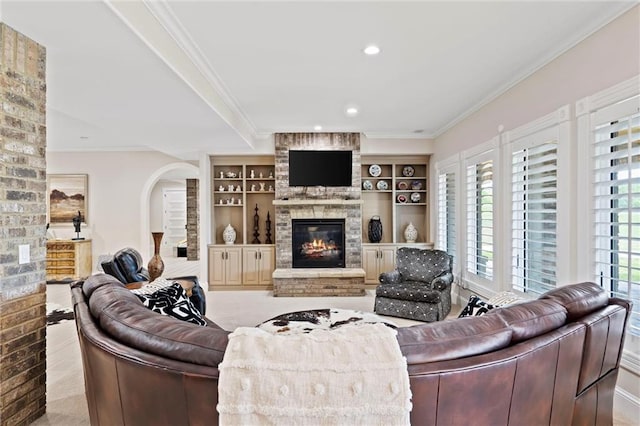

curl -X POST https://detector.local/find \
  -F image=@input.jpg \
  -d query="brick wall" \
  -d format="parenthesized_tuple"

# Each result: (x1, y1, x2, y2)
(186, 178, 199, 260)
(0, 23, 47, 425)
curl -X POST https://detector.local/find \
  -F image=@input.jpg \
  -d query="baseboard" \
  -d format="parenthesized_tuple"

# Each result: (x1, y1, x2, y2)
(615, 386, 640, 422)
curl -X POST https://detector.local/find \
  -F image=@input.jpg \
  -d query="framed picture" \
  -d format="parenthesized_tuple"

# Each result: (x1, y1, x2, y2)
(48, 174, 88, 224)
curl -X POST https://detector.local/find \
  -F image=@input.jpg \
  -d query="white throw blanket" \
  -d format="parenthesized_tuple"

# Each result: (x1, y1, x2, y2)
(217, 323, 412, 425)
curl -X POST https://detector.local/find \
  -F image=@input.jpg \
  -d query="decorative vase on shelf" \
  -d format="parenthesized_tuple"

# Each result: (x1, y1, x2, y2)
(148, 232, 165, 282)
(404, 222, 418, 243)
(368, 216, 383, 243)
(223, 224, 237, 245)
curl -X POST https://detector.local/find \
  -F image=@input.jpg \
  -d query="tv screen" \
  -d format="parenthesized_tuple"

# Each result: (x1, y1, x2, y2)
(288, 150, 352, 187)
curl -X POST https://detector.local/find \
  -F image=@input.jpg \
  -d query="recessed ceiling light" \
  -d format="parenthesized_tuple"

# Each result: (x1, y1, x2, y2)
(413, 129, 424, 134)
(79, 136, 89, 140)
(314, 125, 323, 131)
(363, 45, 380, 56)
(345, 106, 359, 117)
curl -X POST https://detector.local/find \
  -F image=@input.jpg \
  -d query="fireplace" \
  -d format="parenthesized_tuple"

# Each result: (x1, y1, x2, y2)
(292, 219, 345, 268)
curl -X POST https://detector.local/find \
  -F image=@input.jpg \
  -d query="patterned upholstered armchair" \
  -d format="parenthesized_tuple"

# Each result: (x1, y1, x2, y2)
(374, 247, 453, 322)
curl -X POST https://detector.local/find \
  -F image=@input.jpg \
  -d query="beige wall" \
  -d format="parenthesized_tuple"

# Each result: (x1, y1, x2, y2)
(46, 150, 185, 265)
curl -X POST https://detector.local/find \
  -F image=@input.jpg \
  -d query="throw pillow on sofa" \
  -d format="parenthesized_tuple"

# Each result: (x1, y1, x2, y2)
(458, 295, 496, 317)
(135, 283, 206, 326)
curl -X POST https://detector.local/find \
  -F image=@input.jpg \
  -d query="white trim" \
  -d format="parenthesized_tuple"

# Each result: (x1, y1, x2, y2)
(621, 348, 640, 376)
(503, 105, 571, 144)
(576, 75, 640, 117)
(615, 386, 640, 424)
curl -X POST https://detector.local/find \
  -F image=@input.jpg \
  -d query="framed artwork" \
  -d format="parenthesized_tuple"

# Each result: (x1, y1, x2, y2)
(48, 174, 88, 224)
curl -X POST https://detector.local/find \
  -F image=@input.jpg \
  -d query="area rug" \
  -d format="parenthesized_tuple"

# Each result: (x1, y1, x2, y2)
(46, 303, 74, 326)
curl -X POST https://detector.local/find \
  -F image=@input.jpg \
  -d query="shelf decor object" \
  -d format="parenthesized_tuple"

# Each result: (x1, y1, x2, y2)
(362, 180, 373, 190)
(148, 232, 165, 281)
(252, 204, 261, 244)
(368, 164, 382, 177)
(368, 216, 383, 243)
(223, 224, 237, 245)
(410, 192, 421, 203)
(402, 165, 415, 177)
(404, 222, 418, 243)
(376, 180, 389, 190)
(265, 211, 273, 244)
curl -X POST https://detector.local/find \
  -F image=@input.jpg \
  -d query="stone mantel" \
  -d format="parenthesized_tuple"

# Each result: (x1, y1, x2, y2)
(273, 199, 363, 206)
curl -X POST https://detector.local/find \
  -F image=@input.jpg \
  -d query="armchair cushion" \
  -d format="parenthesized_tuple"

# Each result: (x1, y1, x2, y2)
(376, 283, 442, 303)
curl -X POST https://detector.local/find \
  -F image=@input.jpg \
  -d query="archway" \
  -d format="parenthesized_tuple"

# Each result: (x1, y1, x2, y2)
(140, 162, 199, 260)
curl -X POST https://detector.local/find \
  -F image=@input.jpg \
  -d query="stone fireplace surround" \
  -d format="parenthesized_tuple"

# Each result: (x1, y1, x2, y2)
(272, 133, 366, 296)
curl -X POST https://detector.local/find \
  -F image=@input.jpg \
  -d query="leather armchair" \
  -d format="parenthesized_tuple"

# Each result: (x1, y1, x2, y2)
(101, 247, 207, 315)
(374, 247, 453, 322)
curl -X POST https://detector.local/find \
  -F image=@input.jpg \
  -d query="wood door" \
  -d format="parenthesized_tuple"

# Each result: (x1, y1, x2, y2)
(208, 247, 226, 285)
(258, 247, 274, 285)
(225, 247, 243, 286)
(362, 246, 381, 284)
(242, 247, 260, 285)
(379, 246, 397, 276)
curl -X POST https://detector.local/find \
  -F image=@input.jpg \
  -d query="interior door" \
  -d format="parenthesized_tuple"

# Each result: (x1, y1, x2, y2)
(162, 188, 187, 257)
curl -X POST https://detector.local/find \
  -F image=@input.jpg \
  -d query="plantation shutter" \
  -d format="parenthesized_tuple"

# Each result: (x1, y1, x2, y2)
(466, 160, 494, 280)
(511, 138, 558, 295)
(592, 96, 640, 335)
(438, 171, 456, 261)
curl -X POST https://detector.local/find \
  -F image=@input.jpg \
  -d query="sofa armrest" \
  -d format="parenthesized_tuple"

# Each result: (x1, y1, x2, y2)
(431, 272, 453, 291)
(379, 270, 402, 284)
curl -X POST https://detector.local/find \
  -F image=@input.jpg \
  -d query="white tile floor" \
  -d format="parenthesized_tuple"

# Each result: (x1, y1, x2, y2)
(35, 259, 635, 425)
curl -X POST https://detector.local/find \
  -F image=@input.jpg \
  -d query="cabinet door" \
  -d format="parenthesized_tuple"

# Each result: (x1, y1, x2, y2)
(363, 246, 382, 284)
(225, 247, 243, 286)
(258, 247, 275, 285)
(242, 247, 260, 285)
(208, 247, 227, 285)
(379, 246, 397, 276)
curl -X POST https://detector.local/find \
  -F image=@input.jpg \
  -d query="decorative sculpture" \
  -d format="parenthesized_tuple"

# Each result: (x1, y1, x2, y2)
(252, 204, 261, 244)
(72, 211, 85, 240)
(265, 211, 273, 244)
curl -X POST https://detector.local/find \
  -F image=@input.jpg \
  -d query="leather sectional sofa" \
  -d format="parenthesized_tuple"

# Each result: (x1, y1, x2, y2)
(72, 274, 631, 425)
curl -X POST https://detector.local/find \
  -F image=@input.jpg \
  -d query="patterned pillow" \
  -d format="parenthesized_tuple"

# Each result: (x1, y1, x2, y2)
(458, 295, 496, 318)
(136, 283, 206, 326)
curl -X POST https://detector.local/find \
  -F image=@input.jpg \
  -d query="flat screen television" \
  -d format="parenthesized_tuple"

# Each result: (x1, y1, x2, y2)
(288, 150, 352, 187)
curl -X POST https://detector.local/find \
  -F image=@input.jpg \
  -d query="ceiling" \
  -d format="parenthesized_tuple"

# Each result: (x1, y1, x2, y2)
(1, 1, 636, 160)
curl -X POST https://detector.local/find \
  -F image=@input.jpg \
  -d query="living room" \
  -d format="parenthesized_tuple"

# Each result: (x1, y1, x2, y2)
(1, 1, 639, 424)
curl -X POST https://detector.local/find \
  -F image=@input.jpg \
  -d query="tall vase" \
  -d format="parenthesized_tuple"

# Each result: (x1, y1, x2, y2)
(148, 232, 165, 282)
(368, 216, 383, 243)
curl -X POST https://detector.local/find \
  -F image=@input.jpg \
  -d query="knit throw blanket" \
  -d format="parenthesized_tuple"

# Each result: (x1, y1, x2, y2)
(217, 323, 412, 425)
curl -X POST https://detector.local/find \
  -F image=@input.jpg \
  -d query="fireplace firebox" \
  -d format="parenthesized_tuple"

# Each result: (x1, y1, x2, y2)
(292, 219, 345, 268)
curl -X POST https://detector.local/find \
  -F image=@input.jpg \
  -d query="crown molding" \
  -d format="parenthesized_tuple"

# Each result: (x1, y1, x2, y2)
(103, 0, 257, 148)
(362, 131, 436, 140)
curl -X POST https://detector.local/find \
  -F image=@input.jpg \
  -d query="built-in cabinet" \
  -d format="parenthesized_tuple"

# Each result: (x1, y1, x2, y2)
(362, 244, 397, 283)
(209, 156, 276, 288)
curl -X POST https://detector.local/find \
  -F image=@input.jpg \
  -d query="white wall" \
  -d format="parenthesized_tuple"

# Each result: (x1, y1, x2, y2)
(430, 6, 640, 420)
(46, 150, 188, 264)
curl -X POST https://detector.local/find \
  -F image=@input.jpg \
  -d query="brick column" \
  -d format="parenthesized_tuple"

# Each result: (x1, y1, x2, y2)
(0, 24, 47, 425)
(186, 178, 199, 260)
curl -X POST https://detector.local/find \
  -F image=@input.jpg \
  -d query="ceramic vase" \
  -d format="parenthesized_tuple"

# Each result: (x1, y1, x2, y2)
(368, 216, 383, 243)
(148, 232, 165, 282)
(404, 222, 418, 243)
(223, 224, 237, 245)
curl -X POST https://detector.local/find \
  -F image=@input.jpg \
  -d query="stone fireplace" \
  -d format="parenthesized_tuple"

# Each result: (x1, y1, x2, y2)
(272, 133, 365, 296)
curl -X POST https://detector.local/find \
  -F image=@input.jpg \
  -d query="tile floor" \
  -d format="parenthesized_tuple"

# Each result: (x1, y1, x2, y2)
(34, 258, 635, 425)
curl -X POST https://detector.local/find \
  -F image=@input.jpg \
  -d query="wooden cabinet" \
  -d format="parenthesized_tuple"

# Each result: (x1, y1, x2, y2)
(243, 246, 275, 286)
(362, 244, 397, 284)
(46, 239, 92, 281)
(208, 246, 242, 286)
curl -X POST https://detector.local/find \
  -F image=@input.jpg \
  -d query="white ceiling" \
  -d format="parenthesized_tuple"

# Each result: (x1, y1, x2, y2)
(1, 1, 636, 160)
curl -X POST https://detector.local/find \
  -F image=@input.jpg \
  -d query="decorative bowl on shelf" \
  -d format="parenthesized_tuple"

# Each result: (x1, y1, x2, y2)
(411, 180, 422, 190)
(397, 181, 408, 190)
(362, 180, 374, 190)
(368, 164, 382, 177)
(225, 172, 237, 178)
(402, 165, 415, 177)
(396, 194, 407, 204)
(376, 180, 389, 190)
(410, 192, 421, 203)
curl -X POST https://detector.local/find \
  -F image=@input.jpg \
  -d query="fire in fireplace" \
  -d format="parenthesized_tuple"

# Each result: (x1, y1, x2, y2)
(292, 219, 345, 268)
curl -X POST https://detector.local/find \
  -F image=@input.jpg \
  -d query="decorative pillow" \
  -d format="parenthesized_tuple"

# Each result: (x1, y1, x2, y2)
(135, 283, 206, 326)
(458, 295, 496, 318)
(488, 291, 526, 306)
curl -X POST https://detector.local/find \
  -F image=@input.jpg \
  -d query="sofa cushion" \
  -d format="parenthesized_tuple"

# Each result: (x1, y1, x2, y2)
(489, 299, 568, 343)
(396, 314, 512, 364)
(540, 282, 608, 320)
(376, 282, 442, 303)
(136, 283, 206, 326)
(458, 295, 496, 317)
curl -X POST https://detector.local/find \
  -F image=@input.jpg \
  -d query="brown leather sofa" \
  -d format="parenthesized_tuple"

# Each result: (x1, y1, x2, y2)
(72, 274, 631, 425)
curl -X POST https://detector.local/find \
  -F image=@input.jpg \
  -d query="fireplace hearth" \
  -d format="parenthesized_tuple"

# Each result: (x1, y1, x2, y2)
(292, 219, 345, 268)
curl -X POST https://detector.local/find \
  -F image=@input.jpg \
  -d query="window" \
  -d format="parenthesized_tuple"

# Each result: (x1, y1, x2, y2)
(466, 160, 494, 280)
(511, 140, 558, 296)
(592, 96, 640, 336)
(438, 171, 457, 261)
